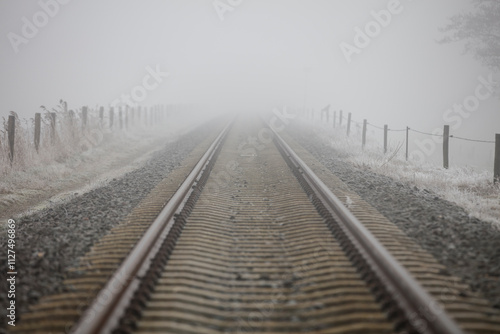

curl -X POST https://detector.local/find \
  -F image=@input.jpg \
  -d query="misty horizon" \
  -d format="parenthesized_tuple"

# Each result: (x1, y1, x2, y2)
(1, 0, 499, 170)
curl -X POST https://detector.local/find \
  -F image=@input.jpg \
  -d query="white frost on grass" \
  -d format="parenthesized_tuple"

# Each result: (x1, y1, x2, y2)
(299, 116, 500, 227)
(0, 113, 211, 224)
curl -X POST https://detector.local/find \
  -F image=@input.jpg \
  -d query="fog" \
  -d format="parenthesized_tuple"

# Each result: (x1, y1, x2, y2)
(1, 0, 499, 169)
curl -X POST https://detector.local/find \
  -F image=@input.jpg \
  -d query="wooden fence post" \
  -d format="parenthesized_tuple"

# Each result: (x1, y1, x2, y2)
(50, 112, 56, 144)
(321, 105, 329, 124)
(119, 107, 123, 129)
(8, 115, 15, 163)
(109, 108, 114, 128)
(339, 110, 343, 127)
(362, 119, 367, 149)
(494, 134, 500, 183)
(68, 110, 75, 136)
(443, 125, 450, 169)
(125, 106, 129, 130)
(347, 112, 352, 136)
(137, 106, 141, 125)
(99, 107, 104, 125)
(384, 124, 388, 154)
(82, 106, 88, 130)
(34, 113, 41, 152)
(406, 126, 409, 161)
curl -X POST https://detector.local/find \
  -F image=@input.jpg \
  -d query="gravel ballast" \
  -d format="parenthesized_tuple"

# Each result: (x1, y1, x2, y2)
(289, 123, 500, 310)
(0, 121, 217, 332)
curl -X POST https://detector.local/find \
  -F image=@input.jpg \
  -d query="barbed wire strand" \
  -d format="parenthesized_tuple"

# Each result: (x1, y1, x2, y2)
(450, 135, 495, 144)
(409, 128, 443, 137)
(314, 113, 496, 144)
(367, 122, 385, 130)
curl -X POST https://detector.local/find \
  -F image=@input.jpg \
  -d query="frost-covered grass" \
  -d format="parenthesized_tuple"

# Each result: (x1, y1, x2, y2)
(0, 104, 212, 218)
(300, 116, 500, 226)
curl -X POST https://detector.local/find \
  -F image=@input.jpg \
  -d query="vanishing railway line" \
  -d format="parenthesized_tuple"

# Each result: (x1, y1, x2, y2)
(13, 115, 500, 334)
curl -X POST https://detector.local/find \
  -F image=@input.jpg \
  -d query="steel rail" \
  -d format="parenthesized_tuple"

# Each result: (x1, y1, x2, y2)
(270, 124, 465, 334)
(70, 119, 233, 334)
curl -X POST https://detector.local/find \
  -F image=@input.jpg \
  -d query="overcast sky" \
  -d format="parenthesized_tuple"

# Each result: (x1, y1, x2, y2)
(0, 0, 498, 168)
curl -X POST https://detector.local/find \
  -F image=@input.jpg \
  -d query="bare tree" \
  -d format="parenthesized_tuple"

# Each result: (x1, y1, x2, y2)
(439, 0, 500, 70)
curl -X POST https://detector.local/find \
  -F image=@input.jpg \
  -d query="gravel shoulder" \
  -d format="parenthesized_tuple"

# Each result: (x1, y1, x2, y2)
(288, 122, 500, 310)
(0, 120, 200, 225)
(0, 120, 219, 331)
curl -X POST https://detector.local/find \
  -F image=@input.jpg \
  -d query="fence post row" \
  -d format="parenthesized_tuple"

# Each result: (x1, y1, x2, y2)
(315, 109, 499, 182)
(3, 104, 180, 163)
(443, 125, 450, 169)
(8, 115, 15, 163)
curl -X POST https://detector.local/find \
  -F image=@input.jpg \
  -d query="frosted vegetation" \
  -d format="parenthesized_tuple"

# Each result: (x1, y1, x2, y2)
(302, 116, 500, 227)
(0, 101, 209, 218)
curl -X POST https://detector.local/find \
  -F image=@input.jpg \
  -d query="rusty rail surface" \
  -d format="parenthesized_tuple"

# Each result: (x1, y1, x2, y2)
(70, 120, 233, 334)
(269, 122, 465, 334)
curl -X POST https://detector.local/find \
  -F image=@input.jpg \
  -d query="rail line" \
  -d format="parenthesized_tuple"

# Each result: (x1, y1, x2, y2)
(14, 115, 500, 334)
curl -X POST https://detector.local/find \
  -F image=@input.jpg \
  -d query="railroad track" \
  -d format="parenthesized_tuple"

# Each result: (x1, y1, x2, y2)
(13, 115, 500, 334)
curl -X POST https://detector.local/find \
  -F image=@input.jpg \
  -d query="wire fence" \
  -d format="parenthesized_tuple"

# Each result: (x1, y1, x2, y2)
(1, 102, 197, 172)
(309, 108, 500, 183)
